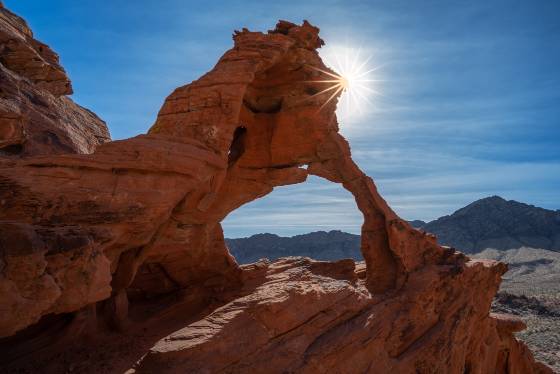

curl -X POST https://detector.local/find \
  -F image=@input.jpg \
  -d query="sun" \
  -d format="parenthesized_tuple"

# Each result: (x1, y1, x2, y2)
(309, 46, 382, 119)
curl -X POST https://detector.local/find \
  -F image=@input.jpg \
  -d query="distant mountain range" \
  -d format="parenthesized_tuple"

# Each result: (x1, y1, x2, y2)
(420, 196, 560, 253)
(226, 196, 560, 263)
(226, 231, 361, 264)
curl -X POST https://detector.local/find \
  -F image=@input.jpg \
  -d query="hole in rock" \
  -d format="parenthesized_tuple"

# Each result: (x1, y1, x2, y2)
(0, 143, 23, 155)
(243, 97, 283, 114)
(228, 126, 247, 166)
(222, 175, 364, 264)
(127, 262, 181, 302)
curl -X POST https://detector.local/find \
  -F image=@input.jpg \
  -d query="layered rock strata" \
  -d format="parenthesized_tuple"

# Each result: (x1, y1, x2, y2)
(0, 4, 109, 156)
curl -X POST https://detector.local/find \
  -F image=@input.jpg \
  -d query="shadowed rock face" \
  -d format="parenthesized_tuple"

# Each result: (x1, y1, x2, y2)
(0, 6, 110, 156)
(0, 6, 552, 373)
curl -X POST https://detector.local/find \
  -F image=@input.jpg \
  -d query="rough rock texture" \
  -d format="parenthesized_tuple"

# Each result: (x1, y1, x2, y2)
(135, 258, 550, 374)
(0, 6, 552, 373)
(0, 5, 110, 156)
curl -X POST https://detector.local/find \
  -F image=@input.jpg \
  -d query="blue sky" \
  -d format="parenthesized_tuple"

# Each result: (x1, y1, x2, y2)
(7, 0, 560, 237)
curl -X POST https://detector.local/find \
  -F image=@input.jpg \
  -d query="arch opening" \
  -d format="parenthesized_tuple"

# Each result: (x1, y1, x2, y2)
(228, 126, 247, 167)
(222, 175, 364, 264)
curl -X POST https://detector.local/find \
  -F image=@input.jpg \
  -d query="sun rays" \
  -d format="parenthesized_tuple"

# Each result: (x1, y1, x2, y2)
(308, 46, 383, 119)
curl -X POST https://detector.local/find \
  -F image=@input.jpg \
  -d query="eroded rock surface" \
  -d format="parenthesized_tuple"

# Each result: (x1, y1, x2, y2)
(136, 258, 550, 374)
(0, 5, 110, 156)
(0, 5, 552, 374)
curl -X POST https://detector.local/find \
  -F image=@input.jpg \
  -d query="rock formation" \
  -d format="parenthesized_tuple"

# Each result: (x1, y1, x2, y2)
(0, 5, 552, 373)
(0, 4, 109, 156)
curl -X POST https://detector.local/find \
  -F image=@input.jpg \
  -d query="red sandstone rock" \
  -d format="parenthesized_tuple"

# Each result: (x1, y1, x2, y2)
(0, 7, 552, 374)
(0, 6, 71, 95)
(134, 258, 550, 374)
(0, 6, 110, 157)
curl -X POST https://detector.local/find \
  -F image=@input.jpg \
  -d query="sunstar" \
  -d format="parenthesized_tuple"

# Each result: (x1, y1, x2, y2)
(308, 46, 383, 118)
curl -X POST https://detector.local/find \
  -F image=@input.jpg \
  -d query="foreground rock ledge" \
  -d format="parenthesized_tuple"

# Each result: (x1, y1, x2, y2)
(0, 5, 552, 373)
(133, 257, 548, 373)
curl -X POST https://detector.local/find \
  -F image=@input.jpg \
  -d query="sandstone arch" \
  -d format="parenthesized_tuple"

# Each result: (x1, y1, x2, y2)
(146, 20, 442, 295)
(0, 20, 451, 337)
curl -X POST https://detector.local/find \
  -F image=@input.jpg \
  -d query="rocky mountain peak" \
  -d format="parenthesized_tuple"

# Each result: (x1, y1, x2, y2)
(423, 196, 560, 252)
(453, 195, 507, 215)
